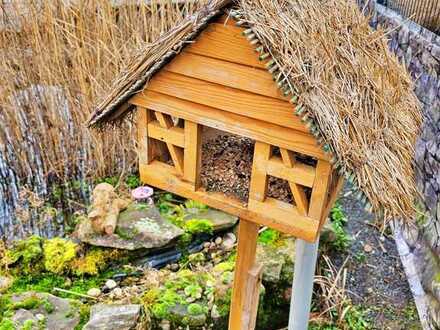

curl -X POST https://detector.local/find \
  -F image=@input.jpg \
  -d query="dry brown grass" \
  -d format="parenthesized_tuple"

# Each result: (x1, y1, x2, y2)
(0, 0, 204, 188)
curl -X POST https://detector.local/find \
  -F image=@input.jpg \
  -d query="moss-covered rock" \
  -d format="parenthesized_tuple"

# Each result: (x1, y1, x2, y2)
(43, 238, 77, 274)
(4, 236, 43, 275)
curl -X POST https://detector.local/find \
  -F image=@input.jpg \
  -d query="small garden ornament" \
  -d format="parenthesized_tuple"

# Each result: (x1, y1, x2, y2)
(131, 186, 154, 205)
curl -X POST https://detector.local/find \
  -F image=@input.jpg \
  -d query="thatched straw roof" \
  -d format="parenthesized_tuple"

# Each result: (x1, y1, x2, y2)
(88, 0, 422, 222)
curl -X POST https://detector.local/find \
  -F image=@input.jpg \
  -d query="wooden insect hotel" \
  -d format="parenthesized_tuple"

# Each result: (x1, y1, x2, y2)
(89, 0, 422, 328)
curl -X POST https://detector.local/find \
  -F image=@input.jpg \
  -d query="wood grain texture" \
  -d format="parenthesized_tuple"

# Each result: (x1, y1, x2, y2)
(308, 160, 332, 222)
(241, 264, 263, 330)
(147, 121, 185, 148)
(186, 23, 264, 68)
(249, 141, 272, 202)
(130, 92, 328, 160)
(183, 120, 202, 189)
(147, 71, 307, 133)
(229, 219, 260, 330)
(139, 161, 319, 241)
(154, 111, 184, 174)
(164, 52, 283, 99)
(280, 148, 309, 215)
(266, 156, 316, 188)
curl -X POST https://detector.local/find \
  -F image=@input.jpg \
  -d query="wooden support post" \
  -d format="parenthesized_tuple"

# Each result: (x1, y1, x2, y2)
(241, 264, 263, 330)
(288, 237, 320, 330)
(184, 120, 202, 190)
(229, 218, 260, 330)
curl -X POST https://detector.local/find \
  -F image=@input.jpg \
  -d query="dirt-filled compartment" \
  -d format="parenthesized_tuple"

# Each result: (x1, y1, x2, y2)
(200, 127, 315, 205)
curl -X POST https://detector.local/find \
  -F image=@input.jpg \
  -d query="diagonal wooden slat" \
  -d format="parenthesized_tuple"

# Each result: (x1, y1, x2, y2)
(280, 148, 309, 215)
(154, 111, 184, 174)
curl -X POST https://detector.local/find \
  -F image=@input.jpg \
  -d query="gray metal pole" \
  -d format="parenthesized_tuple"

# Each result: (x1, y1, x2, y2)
(288, 237, 320, 330)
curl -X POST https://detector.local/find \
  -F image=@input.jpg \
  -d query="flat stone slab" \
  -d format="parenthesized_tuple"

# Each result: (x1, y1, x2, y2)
(183, 208, 238, 232)
(76, 203, 183, 250)
(83, 304, 141, 330)
(10, 292, 81, 330)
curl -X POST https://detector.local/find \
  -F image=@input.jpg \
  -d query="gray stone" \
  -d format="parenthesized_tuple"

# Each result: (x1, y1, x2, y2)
(11, 309, 38, 329)
(105, 279, 117, 290)
(83, 304, 141, 330)
(183, 207, 238, 232)
(221, 232, 236, 251)
(0, 275, 13, 293)
(87, 288, 101, 297)
(256, 236, 296, 283)
(76, 203, 184, 250)
(10, 292, 81, 330)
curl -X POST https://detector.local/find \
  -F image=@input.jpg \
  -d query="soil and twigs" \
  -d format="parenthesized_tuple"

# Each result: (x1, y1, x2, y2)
(329, 186, 421, 330)
(200, 133, 296, 204)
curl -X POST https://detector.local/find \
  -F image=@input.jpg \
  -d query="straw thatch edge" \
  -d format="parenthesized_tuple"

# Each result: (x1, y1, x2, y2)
(88, 0, 230, 127)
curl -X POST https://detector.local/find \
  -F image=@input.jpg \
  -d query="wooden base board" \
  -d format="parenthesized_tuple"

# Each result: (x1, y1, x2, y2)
(140, 161, 319, 242)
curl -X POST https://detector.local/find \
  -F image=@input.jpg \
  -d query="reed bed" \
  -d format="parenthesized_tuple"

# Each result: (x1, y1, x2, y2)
(0, 0, 205, 190)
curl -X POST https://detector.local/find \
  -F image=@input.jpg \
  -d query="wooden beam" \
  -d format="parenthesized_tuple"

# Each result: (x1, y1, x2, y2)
(241, 264, 263, 330)
(183, 120, 202, 190)
(164, 52, 284, 99)
(279, 148, 309, 216)
(130, 92, 328, 160)
(146, 71, 306, 133)
(147, 121, 185, 148)
(265, 157, 315, 188)
(249, 141, 272, 202)
(187, 23, 265, 69)
(308, 160, 332, 226)
(139, 161, 319, 241)
(229, 219, 260, 330)
(154, 111, 184, 174)
(248, 197, 319, 240)
(320, 175, 344, 228)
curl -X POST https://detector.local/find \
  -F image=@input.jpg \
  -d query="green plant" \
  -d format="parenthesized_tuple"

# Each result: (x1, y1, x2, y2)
(329, 203, 351, 252)
(258, 228, 280, 245)
(125, 175, 141, 189)
(5, 236, 43, 274)
(184, 219, 213, 235)
(187, 303, 204, 316)
(0, 319, 15, 330)
(184, 200, 208, 210)
(21, 320, 34, 330)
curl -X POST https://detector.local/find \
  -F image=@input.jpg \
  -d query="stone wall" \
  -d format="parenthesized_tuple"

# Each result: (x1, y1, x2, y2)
(359, 1, 440, 328)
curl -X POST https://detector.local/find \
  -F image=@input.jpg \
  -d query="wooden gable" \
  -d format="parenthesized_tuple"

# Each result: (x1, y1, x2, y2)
(129, 17, 341, 242)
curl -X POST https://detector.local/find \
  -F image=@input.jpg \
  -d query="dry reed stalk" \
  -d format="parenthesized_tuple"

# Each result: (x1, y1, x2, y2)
(0, 0, 204, 188)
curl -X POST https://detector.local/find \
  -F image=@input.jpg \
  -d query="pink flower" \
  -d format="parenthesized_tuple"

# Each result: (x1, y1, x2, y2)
(132, 186, 154, 201)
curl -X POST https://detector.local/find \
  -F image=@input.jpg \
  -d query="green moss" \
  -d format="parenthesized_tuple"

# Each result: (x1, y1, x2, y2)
(258, 229, 280, 245)
(42, 298, 54, 314)
(0, 319, 15, 330)
(5, 236, 43, 274)
(151, 289, 185, 319)
(435, 272, 440, 283)
(21, 320, 34, 330)
(71, 248, 108, 276)
(187, 303, 204, 316)
(184, 284, 202, 299)
(184, 200, 208, 210)
(328, 202, 351, 252)
(73, 303, 90, 330)
(184, 219, 213, 235)
(141, 288, 160, 307)
(43, 238, 77, 274)
(213, 261, 235, 274)
(12, 295, 41, 311)
(115, 226, 139, 240)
